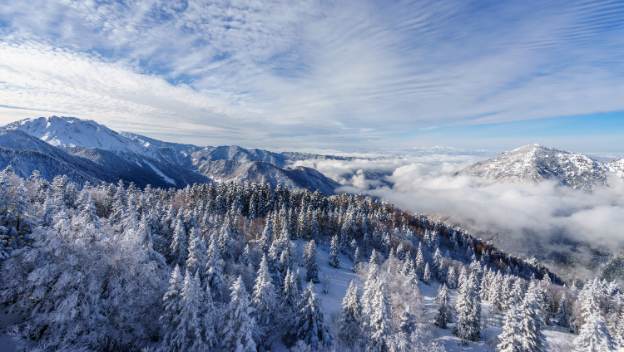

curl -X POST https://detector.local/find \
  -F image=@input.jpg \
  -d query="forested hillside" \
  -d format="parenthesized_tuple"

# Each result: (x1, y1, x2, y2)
(0, 169, 622, 351)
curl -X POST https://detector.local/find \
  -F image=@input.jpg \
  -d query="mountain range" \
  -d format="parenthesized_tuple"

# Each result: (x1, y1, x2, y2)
(1, 116, 340, 193)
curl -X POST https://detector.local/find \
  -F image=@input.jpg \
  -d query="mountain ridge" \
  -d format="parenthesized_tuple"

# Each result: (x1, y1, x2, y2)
(1, 116, 340, 192)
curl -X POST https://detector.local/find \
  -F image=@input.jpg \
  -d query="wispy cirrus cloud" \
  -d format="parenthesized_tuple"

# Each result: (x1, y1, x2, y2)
(0, 0, 623, 151)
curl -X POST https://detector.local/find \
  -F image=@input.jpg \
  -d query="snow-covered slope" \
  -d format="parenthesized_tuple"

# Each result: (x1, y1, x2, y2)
(7, 116, 199, 164)
(2, 116, 340, 192)
(0, 129, 106, 183)
(7, 116, 142, 153)
(0, 129, 208, 187)
(192, 145, 288, 167)
(607, 158, 624, 178)
(194, 159, 339, 194)
(461, 144, 608, 190)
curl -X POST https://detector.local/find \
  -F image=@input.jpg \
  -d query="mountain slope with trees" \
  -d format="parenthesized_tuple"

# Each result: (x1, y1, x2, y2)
(0, 168, 620, 351)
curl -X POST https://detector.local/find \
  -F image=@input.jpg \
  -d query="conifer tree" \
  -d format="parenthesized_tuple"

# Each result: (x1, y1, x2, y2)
(172, 270, 212, 351)
(223, 276, 257, 352)
(423, 262, 431, 284)
(573, 293, 616, 352)
(396, 305, 417, 351)
(205, 235, 226, 301)
(361, 260, 379, 321)
(282, 268, 300, 331)
(368, 277, 391, 351)
(519, 282, 547, 352)
(259, 215, 273, 253)
(556, 291, 571, 328)
(185, 227, 207, 275)
(292, 283, 331, 349)
(455, 271, 481, 341)
(446, 265, 457, 289)
(433, 247, 444, 278)
(338, 280, 362, 348)
(497, 305, 523, 352)
(415, 243, 425, 278)
(435, 284, 451, 329)
(304, 240, 319, 283)
(160, 265, 183, 351)
(201, 278, 218, 349)
(170, 216, 187, 265)
(329, 234, 340, 268)
(252, 255, 277, 345)
(353, 246, 361, 273)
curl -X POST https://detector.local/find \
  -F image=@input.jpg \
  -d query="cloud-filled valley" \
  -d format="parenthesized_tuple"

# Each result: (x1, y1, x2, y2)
(297, 151, 624, 278)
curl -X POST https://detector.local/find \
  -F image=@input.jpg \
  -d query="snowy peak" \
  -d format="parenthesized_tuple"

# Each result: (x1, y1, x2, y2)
(607, 158, 624, 178)
(7, 116, 135, 152)
(462, 144, 608, 190)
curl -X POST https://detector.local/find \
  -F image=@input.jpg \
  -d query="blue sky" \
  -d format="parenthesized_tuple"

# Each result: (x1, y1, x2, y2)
(0, 0, 623, 153)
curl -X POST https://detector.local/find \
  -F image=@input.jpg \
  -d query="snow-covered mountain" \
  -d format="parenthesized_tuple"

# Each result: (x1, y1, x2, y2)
(0, 128, 209, 187)
(607, 158, 624, 178)
(2, 116, 339, 192)
(0, 129, 107, 183)
(461, 144, 609, 190)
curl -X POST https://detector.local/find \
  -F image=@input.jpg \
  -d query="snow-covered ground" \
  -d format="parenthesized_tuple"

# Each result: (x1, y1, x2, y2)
(292, 242, 577, 352)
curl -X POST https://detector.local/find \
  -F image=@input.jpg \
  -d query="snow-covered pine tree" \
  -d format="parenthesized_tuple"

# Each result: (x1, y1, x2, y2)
(393, 305, 418, 351)
(160, 265, 183, 351)
(435, 284, 451, 329)
(170, 215, 188, 266)
(252, 255, 277, 346)
(519, 281, 547, 352)
(615, 306, 624, 348)
(455, 271, 481, 341)
(259, 213, 274, 253)
(205, 234, 227, 301)
(282, 267, 300, 332)
(497, 304, 523, 352)
(415, 243, 425, 279)
(433, 247, 444, 280)
(171, 270, 212, 351)
(353, 245, 361, 273)
(329, 234, 340, 268)
(223, 276, 257, 352)
(304, 240, 320, 283)
(185, 227, 207, 275)
(507, 278, 525, 308)
(573, 293, 616, 352)
(423, 262, 431, 284)
(361, 259, 379, 322)
(291, 283, 331, 349)
(369, 248, 381, 266)
(368, 276, 392, 351)
(201, 277, 218, 349)
(556, 291, 571, 329)
(338, 280, 362, 348)
(218, 217, 237, 259)
(446, 265, 457, 289)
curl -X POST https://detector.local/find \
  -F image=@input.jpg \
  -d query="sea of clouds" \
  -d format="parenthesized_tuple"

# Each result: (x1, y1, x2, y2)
(296, 151, 624, 278)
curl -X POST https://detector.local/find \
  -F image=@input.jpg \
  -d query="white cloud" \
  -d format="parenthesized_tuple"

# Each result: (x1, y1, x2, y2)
(300, 152, 624, 277)
(0, 1, 623, 150)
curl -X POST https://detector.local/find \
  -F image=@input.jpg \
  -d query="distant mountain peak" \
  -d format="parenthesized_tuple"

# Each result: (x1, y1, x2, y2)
(607, 158, 624, 178)
(7, 115, 131, 151)
(462, 144, 608, 190)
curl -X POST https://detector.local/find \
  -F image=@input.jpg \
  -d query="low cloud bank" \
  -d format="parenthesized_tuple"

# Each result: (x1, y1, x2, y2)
(299, 153, 624, 276)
